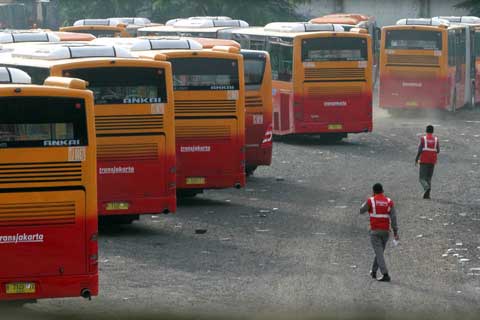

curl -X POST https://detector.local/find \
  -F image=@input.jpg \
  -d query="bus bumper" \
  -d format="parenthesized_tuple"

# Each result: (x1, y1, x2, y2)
(98, 195, 177, 216)
(0, 274, 98, 301)
(293, 120, 372, 135)
(177, 173, 246, 190)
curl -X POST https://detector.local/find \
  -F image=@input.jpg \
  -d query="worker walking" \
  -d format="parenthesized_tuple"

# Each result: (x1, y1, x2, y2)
(360, 183, 399, 282)
(415, 125, 440, 199)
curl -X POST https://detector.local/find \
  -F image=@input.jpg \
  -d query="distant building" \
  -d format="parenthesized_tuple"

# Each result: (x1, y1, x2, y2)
(297, 0, 469, 26)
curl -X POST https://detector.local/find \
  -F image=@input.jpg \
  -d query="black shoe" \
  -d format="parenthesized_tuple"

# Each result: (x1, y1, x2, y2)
(370, 270, 377, 279)
(378, 274, 391, 282)
(423, 189, 431, 199)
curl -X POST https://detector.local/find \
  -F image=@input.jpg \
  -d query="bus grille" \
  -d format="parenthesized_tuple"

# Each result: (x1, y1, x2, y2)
(389, 69, 438, 79)
(95, 115, 164, 135)
(387, 54, 439, 66)
(0, 201, 76, 226)
(175, 100, 237, 115)
(305, 68, 366, 81)
(97, 143, 159, 161)
(0, 162, 82, 186)
(246, 96, 263, 108)
(176, 125, 231, 140)
(307, 86, 363, 96)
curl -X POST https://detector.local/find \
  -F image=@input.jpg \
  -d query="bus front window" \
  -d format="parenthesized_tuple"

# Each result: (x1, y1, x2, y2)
(302, 37, 368, 62)
(269, 41, 293, 82)
(385, 30, 442, 50)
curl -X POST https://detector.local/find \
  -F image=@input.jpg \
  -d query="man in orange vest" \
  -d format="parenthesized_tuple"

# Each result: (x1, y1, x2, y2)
(360, 183, 399, 282)
(415, 125, 440, 199)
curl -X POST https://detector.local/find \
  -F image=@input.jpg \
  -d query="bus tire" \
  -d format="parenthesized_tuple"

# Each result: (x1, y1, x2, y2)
(246, 165, 258, 177)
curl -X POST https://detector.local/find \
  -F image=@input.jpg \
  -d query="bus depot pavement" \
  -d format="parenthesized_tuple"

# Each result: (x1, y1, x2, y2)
(23, 107, 480, 318)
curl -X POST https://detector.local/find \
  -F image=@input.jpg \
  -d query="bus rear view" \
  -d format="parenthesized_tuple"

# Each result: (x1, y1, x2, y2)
(0, 68, 98, 301)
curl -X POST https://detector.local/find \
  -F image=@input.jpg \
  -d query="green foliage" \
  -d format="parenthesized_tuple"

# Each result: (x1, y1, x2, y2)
(455, 0, 480, 16)
(58, 0, 310, 26)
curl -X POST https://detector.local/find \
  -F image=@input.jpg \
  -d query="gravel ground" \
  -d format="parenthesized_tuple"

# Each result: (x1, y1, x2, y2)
(6, 106, 480, 319)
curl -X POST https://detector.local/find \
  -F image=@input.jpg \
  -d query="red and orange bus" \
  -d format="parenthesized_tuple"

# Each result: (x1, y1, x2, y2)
(0, 67, 98, 301)
(195, 37, 272, 175)
(109, 38, 246, 195)
(379, 18, 474, 112)
(1, 43, 176, 222)
(220, 22, 373, 139)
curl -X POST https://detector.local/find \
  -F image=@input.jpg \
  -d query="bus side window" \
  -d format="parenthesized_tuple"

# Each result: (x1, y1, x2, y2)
(268, 40, 293, 82)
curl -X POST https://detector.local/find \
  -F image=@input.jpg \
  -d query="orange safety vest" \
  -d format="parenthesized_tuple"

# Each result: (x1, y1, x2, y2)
(367, 194, 393, 231)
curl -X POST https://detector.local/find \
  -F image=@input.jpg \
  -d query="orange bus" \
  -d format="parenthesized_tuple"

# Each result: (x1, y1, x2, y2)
(60, 19, 130, 38)
(137, 18, 249, 38)
(0, 67, 98, 301)
(220, 22, 373, 139)
(114, 38, 246, 195)
(379, 18, 474, 112)
(1, 43, 176, 223)
(194, 37, 272, 176)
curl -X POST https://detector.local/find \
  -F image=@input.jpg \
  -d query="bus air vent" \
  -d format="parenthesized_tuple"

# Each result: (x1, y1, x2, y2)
(0, 201, 76, 226)
(174, 100, 237, 115)
(245, 96, 263, 108)
(97, 143, 159, 161)
(304, 68, 366, 81)
(176, 125, 231, 140)
(0, 162, 82, 187)
(387, 55, 439, 66)
(95, 115, 164, 135)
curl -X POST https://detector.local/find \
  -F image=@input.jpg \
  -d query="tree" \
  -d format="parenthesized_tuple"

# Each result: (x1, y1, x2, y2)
(455, 0, 480, 16)
(57, 0, 310, 26)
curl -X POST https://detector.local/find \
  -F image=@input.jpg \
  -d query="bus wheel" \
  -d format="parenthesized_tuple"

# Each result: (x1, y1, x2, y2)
(246, 165, 258, 177)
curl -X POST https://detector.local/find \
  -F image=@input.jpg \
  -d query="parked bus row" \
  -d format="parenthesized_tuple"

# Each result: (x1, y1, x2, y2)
(0, 15, 375, 304)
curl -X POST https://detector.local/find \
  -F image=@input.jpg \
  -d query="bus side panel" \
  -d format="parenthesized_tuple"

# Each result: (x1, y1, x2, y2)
(476, 59, 480, 105)
(272, 81, 294, 135)
(175, 119, 245, 190)
(0, 191, 98, 300)
(245, 81, 273, 167)
(97, 135, 176, 215)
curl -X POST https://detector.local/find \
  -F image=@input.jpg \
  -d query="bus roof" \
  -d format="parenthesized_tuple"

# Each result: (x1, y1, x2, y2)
(73, 18, 124, 27)
(109, 17, 152, 26)
(396, 18, 450, 27)
(264, 22, 344, 33)
(187, 37, 241, 49)
(219, 25, 370, 39)
(0, 31, 60, 43)
(169, 18, 248, 28)
(53, 31, 96, 41)
(310, 13, 374, 25)
(92, 37, 203, 51)
(11, 43, 133, 60)
(432, 16, 480, 25)
(166, 16, 232, 26)
(0, 66, 31, 83)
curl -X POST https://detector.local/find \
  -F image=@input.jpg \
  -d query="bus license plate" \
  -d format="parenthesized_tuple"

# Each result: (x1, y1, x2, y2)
(106, 202, 130, 211)
(6, 282, 36, 294)
(186, 177, 205, 185)
(406, 101, 418, 107)
(328, 124, 343, 130)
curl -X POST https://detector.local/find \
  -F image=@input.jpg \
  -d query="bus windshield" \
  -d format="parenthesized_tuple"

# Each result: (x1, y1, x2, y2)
(170, 58, 239, 91)
(302, 37, 368, 61)
(0, 97, 88, 148)
(63, 67, 168, 105)
(244, 58, 266, 86)
(385, 30, 442, 50)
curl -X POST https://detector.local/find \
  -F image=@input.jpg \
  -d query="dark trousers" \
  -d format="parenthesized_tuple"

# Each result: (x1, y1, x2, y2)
(370, 230, 389, 275)
(419, 163, 435, 192)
